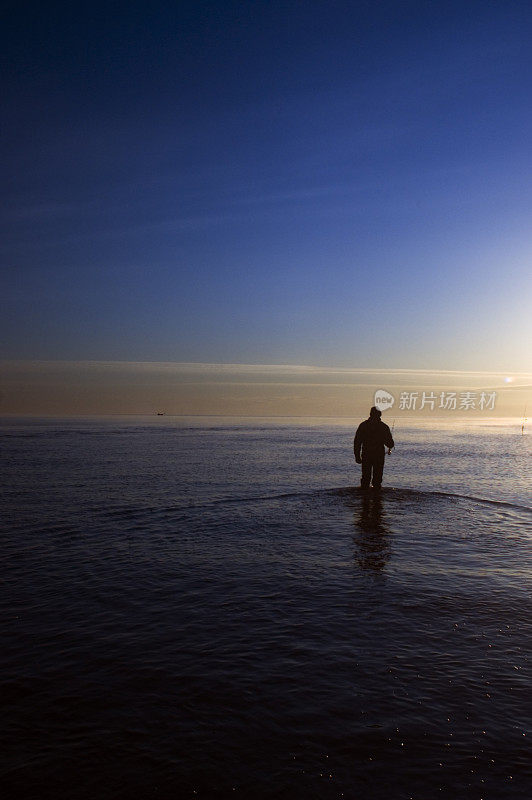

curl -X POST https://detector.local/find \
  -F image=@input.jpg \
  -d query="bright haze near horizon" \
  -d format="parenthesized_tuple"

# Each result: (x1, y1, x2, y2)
(1, 1, 532, 415)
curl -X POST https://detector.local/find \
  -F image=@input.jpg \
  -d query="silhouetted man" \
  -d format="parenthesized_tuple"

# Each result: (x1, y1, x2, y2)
(354, 407, 394, 489)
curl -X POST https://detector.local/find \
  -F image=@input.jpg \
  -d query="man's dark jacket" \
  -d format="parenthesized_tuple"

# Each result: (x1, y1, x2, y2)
(354, 418, 394, 461)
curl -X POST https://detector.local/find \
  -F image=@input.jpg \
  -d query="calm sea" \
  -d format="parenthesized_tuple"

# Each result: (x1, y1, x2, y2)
(1, 416, 531, 799)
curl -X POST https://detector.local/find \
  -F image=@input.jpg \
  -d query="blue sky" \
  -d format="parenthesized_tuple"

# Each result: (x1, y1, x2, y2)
(2, 1, 531, 371)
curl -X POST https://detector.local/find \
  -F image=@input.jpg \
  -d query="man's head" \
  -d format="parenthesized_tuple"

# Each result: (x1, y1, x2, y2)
(369, 406, 382, 420)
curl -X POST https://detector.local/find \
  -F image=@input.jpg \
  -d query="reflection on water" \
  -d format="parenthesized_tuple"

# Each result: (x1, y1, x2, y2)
(2, 421, 531, 799)
(353, 491, 391, 573)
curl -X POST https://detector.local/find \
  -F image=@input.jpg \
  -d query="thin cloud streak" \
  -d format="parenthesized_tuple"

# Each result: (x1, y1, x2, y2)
(1, 361, 530, 417)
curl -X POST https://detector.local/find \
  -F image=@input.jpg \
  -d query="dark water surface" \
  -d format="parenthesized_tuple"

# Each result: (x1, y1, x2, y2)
(1, 417, 531, 799)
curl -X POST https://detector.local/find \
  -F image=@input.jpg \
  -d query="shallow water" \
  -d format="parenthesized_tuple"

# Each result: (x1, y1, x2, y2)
(1, 417, 531, 799)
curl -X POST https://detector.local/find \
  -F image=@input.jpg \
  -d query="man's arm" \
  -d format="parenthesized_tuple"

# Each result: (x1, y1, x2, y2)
(353, 424, 363, 463)
(384, 424, 394, 450)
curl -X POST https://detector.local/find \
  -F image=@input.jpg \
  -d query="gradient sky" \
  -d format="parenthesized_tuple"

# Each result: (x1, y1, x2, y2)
(2, 1, 532, 372)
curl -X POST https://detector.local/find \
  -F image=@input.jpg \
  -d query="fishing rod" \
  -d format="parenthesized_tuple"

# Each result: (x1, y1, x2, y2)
(522, 405, 527, 435)
(387, 418, 396, 455)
